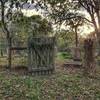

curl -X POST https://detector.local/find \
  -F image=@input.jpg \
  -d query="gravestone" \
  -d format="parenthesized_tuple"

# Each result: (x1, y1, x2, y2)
(71, 47, 81, 61)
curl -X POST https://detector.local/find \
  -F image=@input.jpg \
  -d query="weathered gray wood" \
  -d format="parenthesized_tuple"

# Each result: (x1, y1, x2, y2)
(63, 61, 82, 67)
(11, 47, 27, 50)
(71, 47, 81, 61)
(28, 36, 55, 75)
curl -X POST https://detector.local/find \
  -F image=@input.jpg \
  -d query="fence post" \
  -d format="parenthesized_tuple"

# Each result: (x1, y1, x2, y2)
(7, 37, 12, 70)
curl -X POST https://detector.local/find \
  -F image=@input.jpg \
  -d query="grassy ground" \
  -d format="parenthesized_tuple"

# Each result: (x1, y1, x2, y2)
(0, 69, 100, 100)
(0, 55, 27, 66)
(56, 52, 72, 60)
(0, 53, 100, 100)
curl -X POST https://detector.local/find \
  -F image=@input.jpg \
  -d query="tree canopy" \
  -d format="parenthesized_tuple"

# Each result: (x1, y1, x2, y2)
(75, 0, 100, 53)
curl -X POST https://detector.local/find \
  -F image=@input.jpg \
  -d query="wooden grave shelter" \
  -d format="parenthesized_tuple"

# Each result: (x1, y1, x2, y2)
(28, 36, 55, 75)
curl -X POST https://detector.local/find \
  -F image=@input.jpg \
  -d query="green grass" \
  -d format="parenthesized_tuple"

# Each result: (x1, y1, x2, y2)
(0, 54, 100, 100)
(0, 56, 27, 66)
(56, 52, 72, 60)
(0, 70, 100, 100)
(0, 52, 71, 66)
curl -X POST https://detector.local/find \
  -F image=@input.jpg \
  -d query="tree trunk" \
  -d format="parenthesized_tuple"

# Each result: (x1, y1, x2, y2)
(98, 38, 100, 56)
(83, 39, 95, 75)
(1, 1, 11, 69)
(91, 14, 100, 56)
(75, 27, 78, 47)
(73, 27, 81, 61)
(96, 32, 100, 56)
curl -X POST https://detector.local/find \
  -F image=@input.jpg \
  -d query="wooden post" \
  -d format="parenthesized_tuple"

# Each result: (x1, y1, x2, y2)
(83, 38, 95, 75)
(7, 37, 12, 70)
(73, 47, 81, 61)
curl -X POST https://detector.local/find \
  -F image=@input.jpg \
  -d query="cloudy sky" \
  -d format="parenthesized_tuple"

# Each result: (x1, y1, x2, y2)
(21, 2, 47, 17)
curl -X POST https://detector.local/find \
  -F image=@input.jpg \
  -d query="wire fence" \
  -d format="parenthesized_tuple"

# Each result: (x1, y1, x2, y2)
(0, 39, 28, 67)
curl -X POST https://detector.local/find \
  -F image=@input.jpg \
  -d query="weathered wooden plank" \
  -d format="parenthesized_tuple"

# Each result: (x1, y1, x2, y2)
(28, 36, 55, 75)
(11, 47, 27, 50)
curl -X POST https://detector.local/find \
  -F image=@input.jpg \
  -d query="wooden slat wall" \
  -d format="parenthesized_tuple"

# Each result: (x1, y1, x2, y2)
(28, 37, 55, 75)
